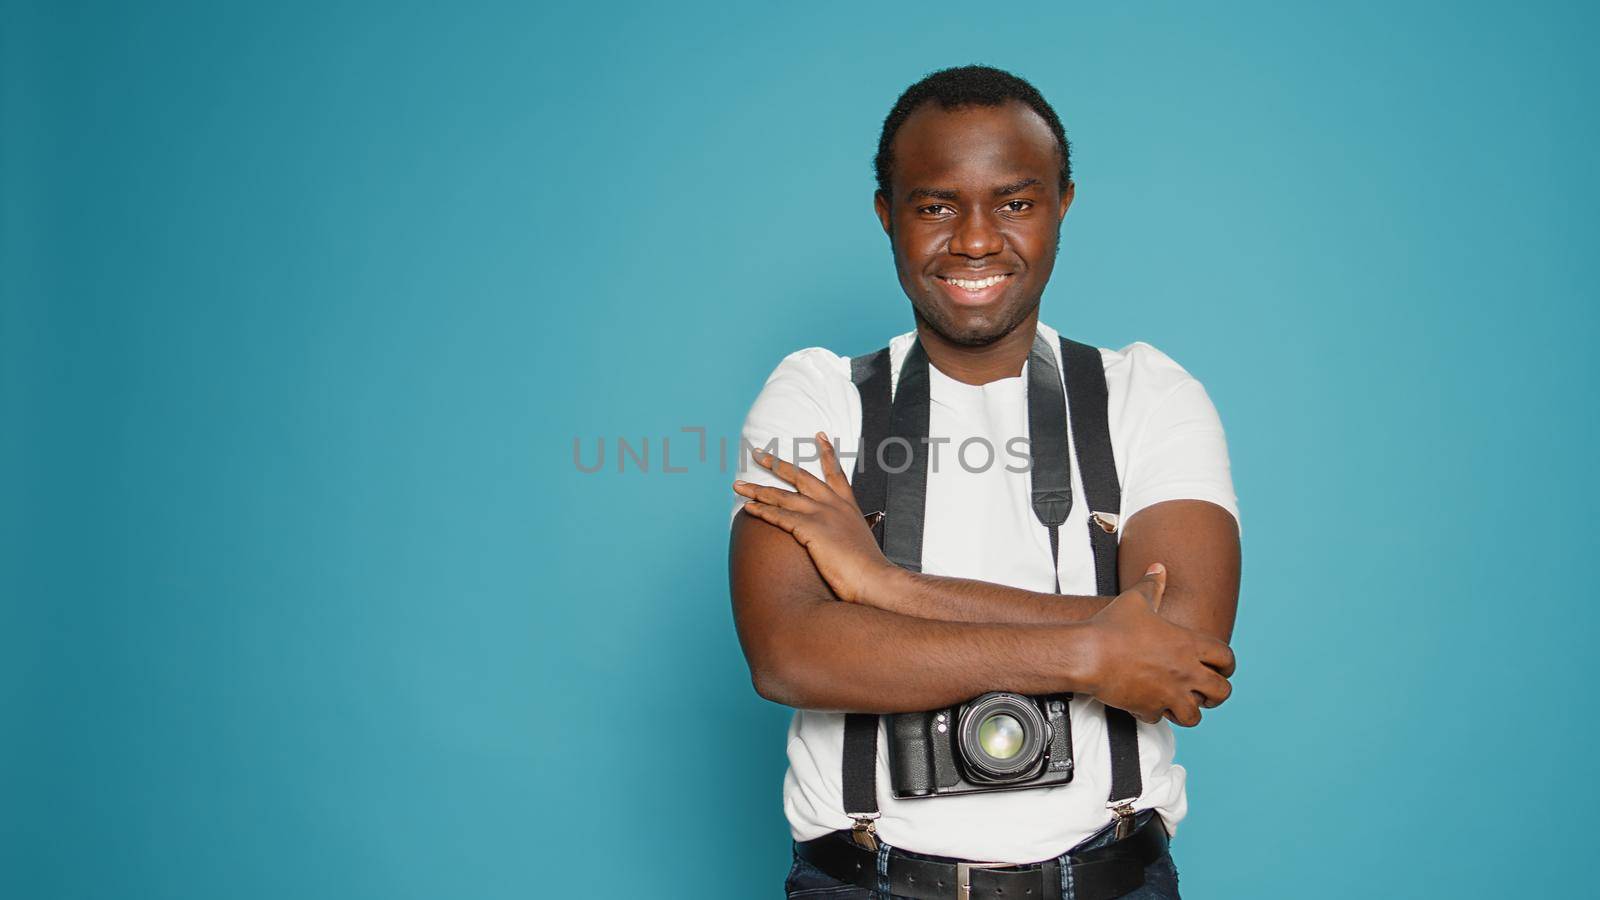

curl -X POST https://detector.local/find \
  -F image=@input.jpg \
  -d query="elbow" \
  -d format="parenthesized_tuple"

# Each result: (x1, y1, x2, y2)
(738, 623, 797, 705)
(749, 655, 807, 708)
(746, 639, 831, 708)
(750, 667, 791, 706)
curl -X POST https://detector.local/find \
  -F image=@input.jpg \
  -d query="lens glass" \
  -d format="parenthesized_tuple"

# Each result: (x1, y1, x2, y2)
(977, 713, 1025, 760)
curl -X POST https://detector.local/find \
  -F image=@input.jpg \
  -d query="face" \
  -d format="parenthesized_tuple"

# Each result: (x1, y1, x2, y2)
(874, 101, 1074, 347)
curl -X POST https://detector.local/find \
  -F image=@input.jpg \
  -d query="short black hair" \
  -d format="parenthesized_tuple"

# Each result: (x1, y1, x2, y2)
(874, 64, 1071, 199)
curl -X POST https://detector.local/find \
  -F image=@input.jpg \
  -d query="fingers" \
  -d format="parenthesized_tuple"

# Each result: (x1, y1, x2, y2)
(1164, 696, 1202, 728)
(736, 499, 803, 535)
(751, 447, 833, 501)
(1146, 562, 1167, 611)
(814, 432, 858, 505)
(1136, 704, 1197, 727)
(1129, 562, 1167, 610)
(1199, 638, 1237, 679)
(1192, 668, 1233, 709)
(732, 479, 820, 513)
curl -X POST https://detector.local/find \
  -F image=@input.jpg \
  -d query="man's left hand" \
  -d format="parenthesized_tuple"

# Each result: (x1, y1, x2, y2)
(733, 432, 896, 605)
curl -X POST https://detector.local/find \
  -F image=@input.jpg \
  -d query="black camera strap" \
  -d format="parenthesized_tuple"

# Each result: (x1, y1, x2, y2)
(841, 330, 1142, 842)
(1027, 333, 1073, 591)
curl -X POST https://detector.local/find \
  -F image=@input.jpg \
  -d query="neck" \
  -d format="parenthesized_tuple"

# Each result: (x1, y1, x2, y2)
(914, 310, 1040, 386)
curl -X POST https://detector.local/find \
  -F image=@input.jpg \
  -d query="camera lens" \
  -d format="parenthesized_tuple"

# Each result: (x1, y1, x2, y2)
(978, 713, 1025, 760)
(957, 692, 1051, 783)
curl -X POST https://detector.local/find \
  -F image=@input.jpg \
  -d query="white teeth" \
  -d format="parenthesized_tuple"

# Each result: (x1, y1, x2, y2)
(945, 274, 1007, 291)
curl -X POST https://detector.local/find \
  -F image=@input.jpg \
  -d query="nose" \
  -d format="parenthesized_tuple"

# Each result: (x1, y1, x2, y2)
(948, 208, 1002, 259)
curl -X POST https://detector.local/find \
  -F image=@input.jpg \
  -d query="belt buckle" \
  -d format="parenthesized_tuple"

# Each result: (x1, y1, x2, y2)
(954, 860, 1009, 900)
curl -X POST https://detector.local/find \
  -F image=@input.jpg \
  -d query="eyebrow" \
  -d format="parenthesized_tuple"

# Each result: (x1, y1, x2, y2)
(994, 177, 1042, 197)
(906, 177, 1042, 203)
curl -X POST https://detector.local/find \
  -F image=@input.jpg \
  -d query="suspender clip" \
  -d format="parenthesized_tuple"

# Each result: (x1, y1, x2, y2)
(1090, 511, 1120, 534)
(849, 815, 880, 851)
(1109, 801, 1136, 840)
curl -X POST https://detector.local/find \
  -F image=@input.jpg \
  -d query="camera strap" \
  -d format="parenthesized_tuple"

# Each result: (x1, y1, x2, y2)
(841, 330, 1141, 838)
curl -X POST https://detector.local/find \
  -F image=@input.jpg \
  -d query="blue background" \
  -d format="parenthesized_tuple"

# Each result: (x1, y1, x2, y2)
(4, 1, 1596, 897)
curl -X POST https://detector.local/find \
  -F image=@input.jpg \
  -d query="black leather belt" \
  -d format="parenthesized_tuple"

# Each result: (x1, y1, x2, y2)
(795, 812, 1169, 900)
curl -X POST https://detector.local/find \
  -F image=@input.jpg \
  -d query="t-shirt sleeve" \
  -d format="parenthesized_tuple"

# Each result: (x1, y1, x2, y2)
(729, 348, 853, 526)
(1116, 345, 1242, 536)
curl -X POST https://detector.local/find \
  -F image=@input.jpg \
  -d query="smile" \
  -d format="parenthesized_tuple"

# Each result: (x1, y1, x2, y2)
(935, 272, 1013, 307)
(938, 274, 1012, 292)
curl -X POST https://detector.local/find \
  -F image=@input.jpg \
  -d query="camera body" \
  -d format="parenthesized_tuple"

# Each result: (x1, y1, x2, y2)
(887, 691, 1075, 799)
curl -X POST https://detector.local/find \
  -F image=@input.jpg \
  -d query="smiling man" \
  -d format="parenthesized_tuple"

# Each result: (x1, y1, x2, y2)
(729, 65, 1241, 900)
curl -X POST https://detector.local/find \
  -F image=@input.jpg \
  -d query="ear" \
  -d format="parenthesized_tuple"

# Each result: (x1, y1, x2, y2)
(1058, 180, 1076, 223)
(873, 190, 893, 237)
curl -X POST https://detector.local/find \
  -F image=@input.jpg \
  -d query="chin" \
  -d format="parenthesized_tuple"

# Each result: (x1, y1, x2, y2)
(940, 321, 1010, 347)
(915, 296, 1033, 348)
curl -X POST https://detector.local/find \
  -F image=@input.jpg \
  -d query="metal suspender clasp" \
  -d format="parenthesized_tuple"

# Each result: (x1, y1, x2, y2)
(850, 815, 880, 851)
(1108, 801, 1136, 840)
(1090, 511, 1119, 534)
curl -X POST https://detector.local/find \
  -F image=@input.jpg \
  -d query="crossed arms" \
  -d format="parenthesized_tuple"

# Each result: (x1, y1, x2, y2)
(728, 432, 1240, 727)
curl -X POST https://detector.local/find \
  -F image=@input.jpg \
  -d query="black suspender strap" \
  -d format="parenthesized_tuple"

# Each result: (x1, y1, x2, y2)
(841, 348, 892, 836)
(848, 347, 893, 554)
(1059, 336, 1144, 819)
(1059, 338, 1123, 598)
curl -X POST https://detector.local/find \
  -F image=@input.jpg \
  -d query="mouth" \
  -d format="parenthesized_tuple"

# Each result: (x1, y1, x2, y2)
(935, 272, 1014, 307)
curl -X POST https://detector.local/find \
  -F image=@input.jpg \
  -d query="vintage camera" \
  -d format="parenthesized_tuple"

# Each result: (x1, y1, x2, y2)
(888, 692, 1074, 798)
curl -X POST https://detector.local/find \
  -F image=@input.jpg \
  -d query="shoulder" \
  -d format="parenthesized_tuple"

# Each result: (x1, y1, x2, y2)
(1088, 339, 1240, 527)
(757, 345, 853, 391)
(750, 329, 916, 406)
(1041, 323, 1209, 412)
(739, 345, 862, 443)
(747, 346, 856, 421)
(733, 345, 867, 521)
(1098, 340, 1205, 406)
(1052, 329, 1233, 454)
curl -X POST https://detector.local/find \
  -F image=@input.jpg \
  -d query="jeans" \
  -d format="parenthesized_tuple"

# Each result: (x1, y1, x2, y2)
(783, 811, 1180, 899)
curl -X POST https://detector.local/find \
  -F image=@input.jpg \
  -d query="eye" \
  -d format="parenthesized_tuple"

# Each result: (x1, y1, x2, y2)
(1002, 200, 1033, 213)
(918, 204, 953, 216)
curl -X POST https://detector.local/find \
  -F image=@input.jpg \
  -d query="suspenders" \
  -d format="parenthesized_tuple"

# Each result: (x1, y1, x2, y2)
(841, 331, 1142, 841)
(1059, 336, 1145, 834)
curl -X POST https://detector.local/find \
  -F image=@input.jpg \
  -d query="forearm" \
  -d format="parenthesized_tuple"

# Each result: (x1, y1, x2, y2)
(862, 565, 1110, 625)
(755, 596, 1101, 713)
(733, 511, 1237, 725)
(730, 508, 1114, 713)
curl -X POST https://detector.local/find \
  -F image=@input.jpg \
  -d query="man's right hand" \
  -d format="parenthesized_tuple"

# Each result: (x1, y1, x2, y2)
(1082, 563, 1237, 727)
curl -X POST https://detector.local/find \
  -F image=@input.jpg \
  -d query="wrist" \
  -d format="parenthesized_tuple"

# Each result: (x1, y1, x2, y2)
(856, 560, 908, 608)
(1063, 621, 1107, 696)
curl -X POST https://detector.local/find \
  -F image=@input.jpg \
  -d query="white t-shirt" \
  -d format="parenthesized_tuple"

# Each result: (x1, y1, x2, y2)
(729, 321, 1240, 863)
